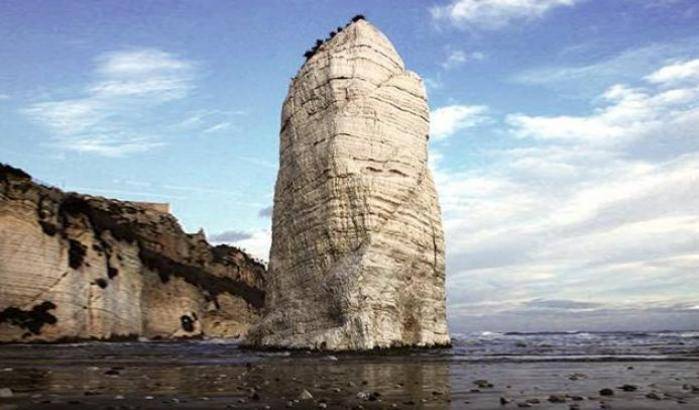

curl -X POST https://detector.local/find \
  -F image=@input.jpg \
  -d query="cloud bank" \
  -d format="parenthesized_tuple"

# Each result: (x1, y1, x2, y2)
(432, 57, 699, 331)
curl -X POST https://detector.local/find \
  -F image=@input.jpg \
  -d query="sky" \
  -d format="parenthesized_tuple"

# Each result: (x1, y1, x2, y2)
(1, 0, 698, 333)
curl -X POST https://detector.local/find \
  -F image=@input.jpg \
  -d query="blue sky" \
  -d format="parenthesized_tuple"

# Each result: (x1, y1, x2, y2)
(1, 0, 698, 332)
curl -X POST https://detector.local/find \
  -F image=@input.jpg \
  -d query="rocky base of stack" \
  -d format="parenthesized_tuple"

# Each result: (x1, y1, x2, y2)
(0, 164, 265, 343)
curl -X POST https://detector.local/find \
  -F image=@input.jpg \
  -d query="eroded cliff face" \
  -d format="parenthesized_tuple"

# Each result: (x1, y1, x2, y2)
(0, 164, 265, 343)
(247, 19, 450, 350)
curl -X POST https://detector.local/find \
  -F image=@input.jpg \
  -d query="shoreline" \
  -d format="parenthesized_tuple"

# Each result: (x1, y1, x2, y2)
(1, 342, 698, 409)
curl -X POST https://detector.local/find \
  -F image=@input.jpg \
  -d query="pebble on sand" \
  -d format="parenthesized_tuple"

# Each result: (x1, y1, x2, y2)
(646, 392, 662, 400)
(548, 394, 566, 403)
(568, 373, 587, 380)
(474, 379, 494, 388)
(299, 389, 313, 400)
(599, 388, 614, 396)
(619, 384, 638, 391)
(0, 387, 13, 398)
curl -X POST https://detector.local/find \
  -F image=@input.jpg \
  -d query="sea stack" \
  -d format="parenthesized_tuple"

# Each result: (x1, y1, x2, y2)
(248, 18, 449, 350)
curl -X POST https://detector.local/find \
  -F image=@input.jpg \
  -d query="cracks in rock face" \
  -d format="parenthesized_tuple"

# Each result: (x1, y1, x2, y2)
(431, 225, 439, 278)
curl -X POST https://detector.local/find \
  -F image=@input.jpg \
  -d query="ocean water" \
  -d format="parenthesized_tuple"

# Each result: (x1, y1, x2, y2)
(0, 330, 697, 365)
(448, 330, 699, 361)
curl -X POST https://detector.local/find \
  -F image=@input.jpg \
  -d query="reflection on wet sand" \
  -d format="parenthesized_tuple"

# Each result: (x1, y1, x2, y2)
(0, 348, 453, 409)
(0, 343, 698, 409)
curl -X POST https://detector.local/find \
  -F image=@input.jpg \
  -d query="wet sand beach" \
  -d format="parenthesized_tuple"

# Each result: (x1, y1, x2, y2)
(0, 333, 698, 409)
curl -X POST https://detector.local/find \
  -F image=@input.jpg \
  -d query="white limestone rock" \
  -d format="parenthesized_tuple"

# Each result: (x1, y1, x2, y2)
(0, 164, 265, 342)
(247, 19, 449, 350)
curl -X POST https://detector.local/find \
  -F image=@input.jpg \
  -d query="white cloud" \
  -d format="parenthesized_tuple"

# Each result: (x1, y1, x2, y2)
(645, 58, 699, 85)
(430, 104, 489, 140)
(23, 48, 197, 156)
(424, 77, 444, 91)
(437, 146, 699, 330)
(0, 94, 10, 100)
(222, 229, 271, 262)
(440, 50, 484, 70)
(511, 38, 699, 96)
(431, 0, 581, 30)
(65, 135, 166, 156)
(441, 50, 467, 69)
(507, 60, 699, 146)
(95, 49, 192, 77)
(433, 58, 699, 331)
(176, 109, 246, 135)
(202, 122, 232, 134)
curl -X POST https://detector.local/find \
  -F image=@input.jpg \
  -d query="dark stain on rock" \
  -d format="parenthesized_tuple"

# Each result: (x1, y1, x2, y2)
(180, 315, 195, 332)
(107, 266, 119, 279)
(68, 239, 87, 269)
(59, 196, 138, 244)
(140, 248, 265, 309)
(39, 221, 58, 236)
(0, 301, 57, 335)
(95, 278, 108, 289)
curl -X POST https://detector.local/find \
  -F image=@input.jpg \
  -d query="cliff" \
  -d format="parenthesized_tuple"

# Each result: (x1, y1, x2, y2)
(247, 18, 450, 350)
(0, 163, 265, 343)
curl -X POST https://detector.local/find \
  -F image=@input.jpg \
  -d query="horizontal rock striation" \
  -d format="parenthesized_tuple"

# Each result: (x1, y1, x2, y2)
(0, 164, 265, 343)
(247, 19, 450, 350)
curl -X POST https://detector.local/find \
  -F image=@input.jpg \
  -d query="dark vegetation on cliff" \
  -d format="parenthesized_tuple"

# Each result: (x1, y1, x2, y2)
(303, 14, 366, 61)
(140, 248, 265, 309)
(0, 163, 31, 182)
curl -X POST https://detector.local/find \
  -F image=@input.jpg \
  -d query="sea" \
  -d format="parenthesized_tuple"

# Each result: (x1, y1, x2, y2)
(1, 330, 697, 365)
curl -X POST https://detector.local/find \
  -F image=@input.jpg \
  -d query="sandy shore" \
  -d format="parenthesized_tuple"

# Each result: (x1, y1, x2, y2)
(0, 344, 697, 409)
